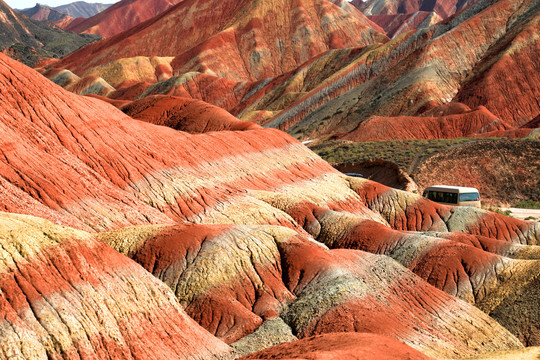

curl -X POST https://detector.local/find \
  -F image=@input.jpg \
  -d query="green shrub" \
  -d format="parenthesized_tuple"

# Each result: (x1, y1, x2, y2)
(514, 200, 540, 209)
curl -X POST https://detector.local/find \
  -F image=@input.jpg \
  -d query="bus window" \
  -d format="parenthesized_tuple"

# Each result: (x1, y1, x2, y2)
(459, 192, 480, 202)
(446, 192, 458, 204)
(427, 191, 457, 204)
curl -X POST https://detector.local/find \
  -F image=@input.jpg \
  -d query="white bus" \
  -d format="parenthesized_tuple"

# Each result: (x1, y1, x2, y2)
(422, 185, 481, 208)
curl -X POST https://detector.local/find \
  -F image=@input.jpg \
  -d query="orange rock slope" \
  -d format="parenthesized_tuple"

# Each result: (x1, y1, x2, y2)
(1, 48, 540, 358)
(255, 0, 539, 140)
(121, 95, 260, 133)
(42, 0, 538, 142)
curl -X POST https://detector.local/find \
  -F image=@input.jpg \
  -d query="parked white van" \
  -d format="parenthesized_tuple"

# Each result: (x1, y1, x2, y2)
(422, 185, 481, 208)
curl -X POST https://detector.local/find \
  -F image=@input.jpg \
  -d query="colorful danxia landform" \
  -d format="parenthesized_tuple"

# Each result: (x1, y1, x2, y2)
(0, 0, 538, 357)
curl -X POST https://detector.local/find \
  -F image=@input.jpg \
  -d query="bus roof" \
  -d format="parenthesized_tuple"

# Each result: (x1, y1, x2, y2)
(424, 185, 479, 193)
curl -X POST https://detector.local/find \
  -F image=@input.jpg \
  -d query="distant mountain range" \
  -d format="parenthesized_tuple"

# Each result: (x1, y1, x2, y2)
(0, 0, 100, 65)
(18, 1, 112, 22)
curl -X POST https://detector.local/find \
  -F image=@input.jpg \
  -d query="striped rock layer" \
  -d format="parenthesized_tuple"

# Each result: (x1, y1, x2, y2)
(2, 49, 540, 357)
(254, 0, 540, 138)
(48, 0, 539, 142)
(65, 0, 185, 38)
(54, 0, 387, 82)
(0, 212, 230, 359)
(99, 222, 534, 357)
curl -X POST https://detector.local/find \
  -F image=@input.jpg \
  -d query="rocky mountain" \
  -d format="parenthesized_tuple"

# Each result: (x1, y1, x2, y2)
(20, 2, 111, 20)
(43, 0, 538, 144)
(2, 41, 540, 358)
(0, 0, 99, 66)
(18, 3, 66, 21)
(64, 0, 185, 38)
(55, 0, 387, 82)
(239, 0, 539, 139)
(55, 1, 112, 18)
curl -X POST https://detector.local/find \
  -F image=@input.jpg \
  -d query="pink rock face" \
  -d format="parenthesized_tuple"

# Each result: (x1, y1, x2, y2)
(239, 332, 434, 359)
(65, 0, 185, 38)
(56, 0, 387, 81)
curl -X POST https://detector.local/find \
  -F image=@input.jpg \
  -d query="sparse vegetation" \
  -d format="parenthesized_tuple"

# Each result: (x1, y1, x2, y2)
(309, 138, 490, 171)
(514, 200, 540, 209)
(489, 208, 513, 217)
(0, 5, 100, 66)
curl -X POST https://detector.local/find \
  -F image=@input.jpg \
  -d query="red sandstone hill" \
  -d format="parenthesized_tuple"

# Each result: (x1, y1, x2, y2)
(2, 49, 540, 357)
(121, 95, 260, 133)
(43, 0, 539, 143)
(65, 0, 184, 38)
(339, 105, 518, 141)
(55, 0, 388, 82)
(252, 0, 539, 140)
